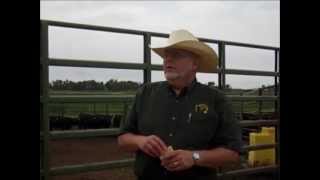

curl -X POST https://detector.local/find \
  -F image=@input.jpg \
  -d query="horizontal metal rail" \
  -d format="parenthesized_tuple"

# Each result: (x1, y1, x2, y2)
(48, 120, 277, 139)
(225, 69, 279, 77)
(228, 95, 278, 101)
(50, 58, 146, 70)
(43, 20, 279, 50)
(50, 128, 120, 140)
(223, 40, 279, 50)
(50, 59, 279, 77)
(218, 165, 278, 177)
(50, 128, 277, 151)
(49, 159, 135, 176)
(44, 20, 145, 36)
(49, 95, 134, 103)
(48, 153, 278, 177)
(150, 64, 164, 71)
(48, 95, 278, 103)
(242, 143, 277, 151)
(240, 120, 278, 127)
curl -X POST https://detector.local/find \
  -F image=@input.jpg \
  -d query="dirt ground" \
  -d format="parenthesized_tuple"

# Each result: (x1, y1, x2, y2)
(49, 136, 136, 180)
(48, 136, 277, 180)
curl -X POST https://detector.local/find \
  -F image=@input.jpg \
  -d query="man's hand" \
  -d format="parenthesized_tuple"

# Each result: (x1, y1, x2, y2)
(160, 149, 195, 171)
(137, 135, 167, 158)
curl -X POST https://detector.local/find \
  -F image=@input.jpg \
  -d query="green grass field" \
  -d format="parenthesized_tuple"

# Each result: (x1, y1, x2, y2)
(49, 90, 135, 117)
(48, 89, 276, 117)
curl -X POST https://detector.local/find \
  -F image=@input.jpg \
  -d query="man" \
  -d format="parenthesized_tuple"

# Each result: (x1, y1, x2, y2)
(118, 30, 242, 180)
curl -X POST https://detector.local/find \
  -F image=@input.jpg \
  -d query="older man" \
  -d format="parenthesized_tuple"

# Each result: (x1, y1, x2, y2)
(118, 30, 242, 180)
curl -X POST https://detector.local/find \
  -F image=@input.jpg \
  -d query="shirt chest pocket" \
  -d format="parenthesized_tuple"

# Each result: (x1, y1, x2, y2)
(183, 110, 218, 147)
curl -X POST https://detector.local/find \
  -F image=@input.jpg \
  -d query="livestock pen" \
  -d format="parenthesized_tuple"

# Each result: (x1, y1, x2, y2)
(40, 20, 280, 180)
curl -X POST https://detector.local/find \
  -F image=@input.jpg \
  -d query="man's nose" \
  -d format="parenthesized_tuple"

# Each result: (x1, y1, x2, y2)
(164, 59, 172, 66)
(164, 55, 174, 64)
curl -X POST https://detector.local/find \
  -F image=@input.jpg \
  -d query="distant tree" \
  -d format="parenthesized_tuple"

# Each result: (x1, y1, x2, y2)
(49, 79, 141, 91)
(208, 82, 216, 87)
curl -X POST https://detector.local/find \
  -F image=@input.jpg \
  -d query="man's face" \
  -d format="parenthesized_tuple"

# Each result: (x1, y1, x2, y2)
(163, 48, 198, 81)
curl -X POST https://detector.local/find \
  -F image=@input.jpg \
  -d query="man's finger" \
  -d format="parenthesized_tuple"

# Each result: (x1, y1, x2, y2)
(161, 155, 181, 167)
(152, 136, 167, 151)
(162, 150, 179, 160)
(148, 140, 162, 156)
(145, 143, 158, 157)
(161, 152, 180, 166)
(148, 143, 161, 157)
(165, 161, 180, 170)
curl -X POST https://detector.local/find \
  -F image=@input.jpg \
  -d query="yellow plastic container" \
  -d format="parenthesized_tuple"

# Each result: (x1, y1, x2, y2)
(261, 127, 276, 140)
(248, 127, 276, 167)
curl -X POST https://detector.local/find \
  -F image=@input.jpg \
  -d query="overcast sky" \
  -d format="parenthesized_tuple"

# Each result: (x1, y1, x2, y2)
(40, 1, 279, 89)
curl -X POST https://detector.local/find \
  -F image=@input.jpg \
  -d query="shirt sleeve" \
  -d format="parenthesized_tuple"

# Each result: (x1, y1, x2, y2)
(118, 86, 143, 136)
(209, 90, 242, 154)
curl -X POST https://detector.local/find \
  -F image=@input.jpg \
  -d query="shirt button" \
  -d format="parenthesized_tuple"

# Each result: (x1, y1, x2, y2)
(169, 133, 173, 137)
(172, 116, 176, 120)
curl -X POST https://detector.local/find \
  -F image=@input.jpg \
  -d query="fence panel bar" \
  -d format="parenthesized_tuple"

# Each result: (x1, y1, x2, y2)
(40, 20, 50, 180)
(50, 159, 135, 176)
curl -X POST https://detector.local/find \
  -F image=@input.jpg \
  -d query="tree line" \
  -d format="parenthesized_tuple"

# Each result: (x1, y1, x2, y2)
(49, 79, 142, 91)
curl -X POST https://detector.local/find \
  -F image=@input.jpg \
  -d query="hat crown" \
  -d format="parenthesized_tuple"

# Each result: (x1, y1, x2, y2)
(167, 30, 199, 45)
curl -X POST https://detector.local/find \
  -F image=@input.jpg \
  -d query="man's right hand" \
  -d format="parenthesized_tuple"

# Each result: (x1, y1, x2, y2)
(137, 135, 168, 158)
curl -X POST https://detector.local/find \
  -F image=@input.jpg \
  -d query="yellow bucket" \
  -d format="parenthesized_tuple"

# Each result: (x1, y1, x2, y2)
(248, 127, 276, 167)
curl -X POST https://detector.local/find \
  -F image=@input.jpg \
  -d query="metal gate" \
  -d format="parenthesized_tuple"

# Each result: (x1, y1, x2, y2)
(40, 20, 280, 180)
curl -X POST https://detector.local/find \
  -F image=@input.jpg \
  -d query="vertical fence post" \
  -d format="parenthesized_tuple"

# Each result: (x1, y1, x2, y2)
(258, 88, 262, 117)
(276, 49, 280, 171)
(274, 49, 279, 113)
(123, 102, 129, 128)
(218, 42, 226, 179)
(218, 42, 226, 90)
(144, 33, 151, 84)
(241, 93, 244, 115)
(40, 20, 50, 180)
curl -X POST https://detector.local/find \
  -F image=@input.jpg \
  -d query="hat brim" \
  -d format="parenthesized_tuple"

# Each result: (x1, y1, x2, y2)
(150, 40, 218, 73)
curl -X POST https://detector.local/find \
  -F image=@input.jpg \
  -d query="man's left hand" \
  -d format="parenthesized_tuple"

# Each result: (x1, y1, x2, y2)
(160, 150, 195, 171)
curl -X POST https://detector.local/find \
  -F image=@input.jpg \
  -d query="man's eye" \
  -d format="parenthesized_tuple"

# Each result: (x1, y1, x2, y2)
(174, 53, 184, 58)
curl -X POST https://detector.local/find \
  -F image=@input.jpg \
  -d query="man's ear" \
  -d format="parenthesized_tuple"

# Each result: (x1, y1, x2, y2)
(192, 59, 199, 71)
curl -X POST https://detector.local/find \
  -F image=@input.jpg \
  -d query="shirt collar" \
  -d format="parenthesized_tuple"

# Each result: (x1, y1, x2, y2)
(165, 78, 198, 98)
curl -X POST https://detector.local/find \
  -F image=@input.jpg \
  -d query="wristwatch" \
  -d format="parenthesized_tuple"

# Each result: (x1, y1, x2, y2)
(192, 152, 200, 165)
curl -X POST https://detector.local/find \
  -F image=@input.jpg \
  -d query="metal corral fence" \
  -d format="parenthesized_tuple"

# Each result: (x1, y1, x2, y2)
(40, 20, 280, 180)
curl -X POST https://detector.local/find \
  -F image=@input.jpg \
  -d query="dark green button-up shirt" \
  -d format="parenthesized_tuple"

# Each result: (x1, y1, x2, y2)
(119, 79, 242, 180)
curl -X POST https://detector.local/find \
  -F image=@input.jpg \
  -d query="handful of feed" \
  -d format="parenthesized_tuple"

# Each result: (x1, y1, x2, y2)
(160, 146, 174, 160)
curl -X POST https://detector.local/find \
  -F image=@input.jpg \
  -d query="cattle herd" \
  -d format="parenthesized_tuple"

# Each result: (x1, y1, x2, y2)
(49, 113, 123, 130)
(48, 112, 278, 131)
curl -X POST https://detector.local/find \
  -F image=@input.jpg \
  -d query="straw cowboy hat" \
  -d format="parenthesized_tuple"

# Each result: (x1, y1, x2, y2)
(150, 29, 218, 73)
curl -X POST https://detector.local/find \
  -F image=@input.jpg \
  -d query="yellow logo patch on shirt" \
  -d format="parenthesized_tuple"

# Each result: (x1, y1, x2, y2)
(195, 104, 208, 114)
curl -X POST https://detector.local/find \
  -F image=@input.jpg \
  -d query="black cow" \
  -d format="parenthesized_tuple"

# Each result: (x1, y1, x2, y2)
(49, 115, 78, 130)
(78, 113, 112, 129)
(49, 115, 61, 130)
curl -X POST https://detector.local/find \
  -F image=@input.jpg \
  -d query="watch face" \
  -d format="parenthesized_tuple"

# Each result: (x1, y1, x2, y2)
(193, 152, 200, 160)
